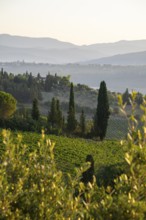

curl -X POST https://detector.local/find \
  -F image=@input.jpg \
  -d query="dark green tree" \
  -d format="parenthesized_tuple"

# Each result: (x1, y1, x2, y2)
(94, 81, 110, 140)
(31, 98, 40, 121)
(67, 83, 76, 132)
(136, 92, 143, 105)
(27, 73, 34, 88)
(122, 88, 130, 105)
(80, 110, 86, 136)
(81, 155, 94, 185)
(56, 99, 62, 129)
(62, 116, 65, 131)
(48, 97, 57, 128)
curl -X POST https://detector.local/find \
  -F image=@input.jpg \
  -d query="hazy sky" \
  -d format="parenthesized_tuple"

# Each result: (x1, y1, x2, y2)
(1, 0, 146, 45)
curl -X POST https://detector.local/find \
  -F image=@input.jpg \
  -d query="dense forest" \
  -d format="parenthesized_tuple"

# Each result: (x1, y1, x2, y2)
(0, 68, 72, 103)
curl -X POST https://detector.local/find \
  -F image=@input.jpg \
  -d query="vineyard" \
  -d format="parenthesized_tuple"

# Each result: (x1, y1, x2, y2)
(0, 92, 145, 219)
(0, 130, 125, 182)
(106, 116, 128, 139)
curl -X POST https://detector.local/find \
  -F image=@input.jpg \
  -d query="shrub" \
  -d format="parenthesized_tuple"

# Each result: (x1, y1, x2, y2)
(0, 130, 97, 219)
(0, 92, 146, 219)
(0, 91, 16, 119)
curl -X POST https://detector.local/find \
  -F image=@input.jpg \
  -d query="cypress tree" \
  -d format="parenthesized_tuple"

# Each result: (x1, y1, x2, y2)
(94, 81, 110, 140)
(62, 116, 65, 131)
(31, 98, 40, 121)
(122, 88, 130, 105)
(48, 98, 63, 133)
(80, 110, 86, 136)
(27, 72, 33, 88)
(67, 83, 76, 132)
(48, 97, 57, 128)
(56, 99, 62, 129)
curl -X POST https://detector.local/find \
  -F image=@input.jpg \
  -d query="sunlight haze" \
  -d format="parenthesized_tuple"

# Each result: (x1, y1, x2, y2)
(1, 0, 146, 44)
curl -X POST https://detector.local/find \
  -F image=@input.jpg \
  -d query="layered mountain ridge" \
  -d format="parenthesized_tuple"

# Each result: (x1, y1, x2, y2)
(1, 34, 146, 64)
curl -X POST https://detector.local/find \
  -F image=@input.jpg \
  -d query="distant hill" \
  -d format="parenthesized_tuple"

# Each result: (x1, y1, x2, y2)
(0, 45, 104, 64)
(84, 40, 146, 56)
(84, 51, 146, 65)
(1, 34, 146, 63)
(0, 34, 76, 49)
(0, 34, 104, 63)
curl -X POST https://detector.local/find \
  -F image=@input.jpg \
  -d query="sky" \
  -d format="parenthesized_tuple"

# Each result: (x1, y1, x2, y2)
(1, 0, 146, 45)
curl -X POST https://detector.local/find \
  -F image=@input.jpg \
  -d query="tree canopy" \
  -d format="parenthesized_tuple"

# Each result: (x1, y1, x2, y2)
(0, 91, 17, 119)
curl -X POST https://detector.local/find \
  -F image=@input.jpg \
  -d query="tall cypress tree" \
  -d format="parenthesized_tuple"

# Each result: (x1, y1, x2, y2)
(94, 81, 110, 140)
(31, 98, 40, 121)
(56, 99, 62, 129)
(62, 116, 65, 131)
(48, 97, 57, 128)
(67, 83, 76, 132)
(80, 110, 86, 136)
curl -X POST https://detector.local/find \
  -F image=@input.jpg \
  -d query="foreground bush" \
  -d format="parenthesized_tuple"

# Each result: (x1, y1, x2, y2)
(0, 129, 97, 219)
(0, 92, 146, 219)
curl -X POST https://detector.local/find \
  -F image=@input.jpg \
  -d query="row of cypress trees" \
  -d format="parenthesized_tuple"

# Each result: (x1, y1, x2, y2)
(31, 81, 110, 140)
(48, 98, 64, 133)
(65, 81, 110, 140)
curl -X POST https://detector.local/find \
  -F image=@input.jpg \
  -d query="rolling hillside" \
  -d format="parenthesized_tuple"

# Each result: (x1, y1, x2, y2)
(85, 51, 146, 65)
(1, 34, 146, 63)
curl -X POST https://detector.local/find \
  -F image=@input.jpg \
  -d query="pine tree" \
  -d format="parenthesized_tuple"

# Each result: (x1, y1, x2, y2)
(94, 81, 110, 140)
(31, 98, 40, 121)
(80, 110, 86, 136)
(67, 83, 76, 132)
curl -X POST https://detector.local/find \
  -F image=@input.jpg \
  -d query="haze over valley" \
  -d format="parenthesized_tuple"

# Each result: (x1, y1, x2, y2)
(1, 34, 146, 94)
(1, 34, 146, 64)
